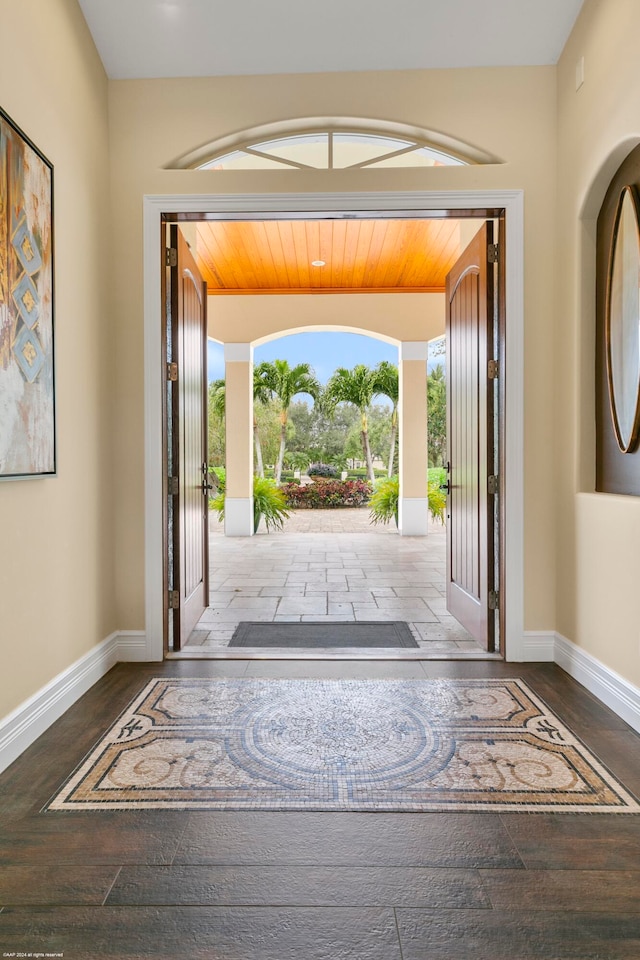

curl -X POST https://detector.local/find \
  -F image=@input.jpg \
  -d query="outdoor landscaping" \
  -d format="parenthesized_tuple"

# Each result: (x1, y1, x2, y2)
(209, 351, 447, 529)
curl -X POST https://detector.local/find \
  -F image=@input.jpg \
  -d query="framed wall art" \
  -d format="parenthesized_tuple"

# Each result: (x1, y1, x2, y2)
(0, 106, 55, 479)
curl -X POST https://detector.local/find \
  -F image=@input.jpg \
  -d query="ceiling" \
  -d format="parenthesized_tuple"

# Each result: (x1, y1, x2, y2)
(77, 0, 584, 80)
(194, 219, 464, 295)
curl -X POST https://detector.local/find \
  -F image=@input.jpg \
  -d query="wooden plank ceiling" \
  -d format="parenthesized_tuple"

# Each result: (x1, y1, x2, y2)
(195, 219, 462, 295)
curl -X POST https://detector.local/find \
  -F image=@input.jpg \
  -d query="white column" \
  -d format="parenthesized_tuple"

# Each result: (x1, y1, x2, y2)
(398, 341, 429, 536)
(224, 342, 254, 536)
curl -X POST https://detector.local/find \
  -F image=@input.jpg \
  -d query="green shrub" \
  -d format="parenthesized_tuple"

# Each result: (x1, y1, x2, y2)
(368, 477, 399, 525)
(208, 465, 225, 490)
(211, 476, 289, 532)
(427, 480, 446, 524)
(252, 476, 290, 531)
(428, 466, 446, 488)
(282, 479, 371, 509)
(308, 462, 339, 478)
(368, 475, 446, 526)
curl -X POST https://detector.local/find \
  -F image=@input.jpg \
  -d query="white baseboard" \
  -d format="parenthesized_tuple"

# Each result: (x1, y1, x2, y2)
(3, 625, 639, 775)
(0, 630, 150, 774)
(554, 633, 640, 735)
(521, 631, 556, 662)
(0, 632, 118, 775)
(116, 630, 148, 661)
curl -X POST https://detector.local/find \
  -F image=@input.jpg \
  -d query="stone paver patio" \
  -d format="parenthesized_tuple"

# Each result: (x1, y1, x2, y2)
(182, 508, 491, 658)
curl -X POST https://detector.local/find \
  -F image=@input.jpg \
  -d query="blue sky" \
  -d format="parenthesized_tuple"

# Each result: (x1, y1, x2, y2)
(207, 332, 444, 385)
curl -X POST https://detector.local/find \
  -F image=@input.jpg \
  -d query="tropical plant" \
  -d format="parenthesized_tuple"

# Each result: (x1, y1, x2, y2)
(209, 465, 225, 490)
(256, 359, 320, 484)
(373, 360, 399, 476)
(427, 479, 447, 524)
(285, 450, 311, 474)
(327, 452, 348, 473)
(323, 364, 379, 482)
(368, 475, 446, 526)
(368, 476, 399, 526)
(252, 476, 290, 531)
(211, 475, 289, 532)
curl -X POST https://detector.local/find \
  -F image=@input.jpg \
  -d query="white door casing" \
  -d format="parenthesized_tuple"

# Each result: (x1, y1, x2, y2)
(143, 191, 525, 661)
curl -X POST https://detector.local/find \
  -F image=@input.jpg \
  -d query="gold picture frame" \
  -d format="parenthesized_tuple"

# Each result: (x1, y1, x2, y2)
(0, 106, 56, 479)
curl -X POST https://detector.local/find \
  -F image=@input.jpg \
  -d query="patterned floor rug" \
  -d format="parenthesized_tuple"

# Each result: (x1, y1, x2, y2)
(46, 678, 640, 813)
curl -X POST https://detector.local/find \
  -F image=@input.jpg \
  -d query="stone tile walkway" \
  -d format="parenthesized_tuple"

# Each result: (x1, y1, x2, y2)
(184, 508, 489, 657)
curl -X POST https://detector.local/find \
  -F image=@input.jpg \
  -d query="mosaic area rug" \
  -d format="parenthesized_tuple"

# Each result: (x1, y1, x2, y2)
(229, 621, 419, 648)
(47, 678, 640, 813)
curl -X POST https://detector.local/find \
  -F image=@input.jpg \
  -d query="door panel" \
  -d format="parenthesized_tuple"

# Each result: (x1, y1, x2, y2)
(170, 227, 209, 649)
(445, 222, 495, 648)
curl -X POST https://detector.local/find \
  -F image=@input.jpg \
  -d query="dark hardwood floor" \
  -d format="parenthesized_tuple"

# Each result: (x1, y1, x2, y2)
(1, 658, 639, 959)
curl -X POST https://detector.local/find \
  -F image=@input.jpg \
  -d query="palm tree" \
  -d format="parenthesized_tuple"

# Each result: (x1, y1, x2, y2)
(256, 359, 320, 483)
(286, 450, 312, 475)
(427, 363, 446, 468)
(324, 364, 378, 482)
(373, 360, 399, 477)
(208, 370, 272, 478)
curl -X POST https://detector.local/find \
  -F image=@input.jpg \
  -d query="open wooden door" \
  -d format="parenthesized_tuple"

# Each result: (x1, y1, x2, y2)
(445, 222, 497, 650)
(167, 225, 209, 650)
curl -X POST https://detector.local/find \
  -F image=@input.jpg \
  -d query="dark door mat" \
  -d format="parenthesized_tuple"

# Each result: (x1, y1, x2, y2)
(229, 621, 419, 648)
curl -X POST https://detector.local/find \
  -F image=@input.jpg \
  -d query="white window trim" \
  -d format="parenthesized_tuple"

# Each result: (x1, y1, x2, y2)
(169, 118, 501, 170)
(143, 190, 524, 661)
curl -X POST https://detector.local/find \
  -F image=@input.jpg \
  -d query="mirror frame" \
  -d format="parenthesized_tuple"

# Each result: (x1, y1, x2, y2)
(606, 184, 640, 453)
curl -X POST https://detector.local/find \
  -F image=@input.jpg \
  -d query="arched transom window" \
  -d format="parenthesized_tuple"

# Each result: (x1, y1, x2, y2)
(171, 118, 498, 171)
(198, 130, 467, 171)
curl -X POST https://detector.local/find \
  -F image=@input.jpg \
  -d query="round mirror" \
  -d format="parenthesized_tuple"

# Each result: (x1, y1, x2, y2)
(606, 185, 640, 453)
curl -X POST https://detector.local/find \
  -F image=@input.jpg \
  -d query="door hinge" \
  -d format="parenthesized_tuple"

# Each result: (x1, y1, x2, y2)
(165, 247, 178, 268)
(488, 589, 499, 611)
(168, 590, 179, 610)
(488, 243, 499, 264)
(488, 359, 499, 379)
(487, 475, 499, 496)
(168, 476, 179, 496)
(167, 362, 178, 382)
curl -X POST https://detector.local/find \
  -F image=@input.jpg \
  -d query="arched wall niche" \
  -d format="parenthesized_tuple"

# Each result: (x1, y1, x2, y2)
(581, 138, 640, 495)
(576, 137, 640, 492)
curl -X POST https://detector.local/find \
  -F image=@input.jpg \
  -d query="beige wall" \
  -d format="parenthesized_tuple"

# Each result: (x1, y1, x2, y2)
(108, 66, 558, 633)
(0, 0, 114, 717)
(207, 293, 446, 345)
(556, 0, 640, 685)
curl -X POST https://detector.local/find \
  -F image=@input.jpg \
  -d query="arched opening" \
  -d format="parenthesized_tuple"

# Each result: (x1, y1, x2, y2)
(577, 137, 640, 492)
(199, 325, 470, 656)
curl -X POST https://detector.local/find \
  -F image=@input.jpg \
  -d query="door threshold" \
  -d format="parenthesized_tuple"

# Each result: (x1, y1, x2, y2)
(166, 647, 503, 661)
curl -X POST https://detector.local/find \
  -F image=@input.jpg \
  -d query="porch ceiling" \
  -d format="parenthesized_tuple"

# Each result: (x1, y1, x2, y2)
(196, 218, 463, 295)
